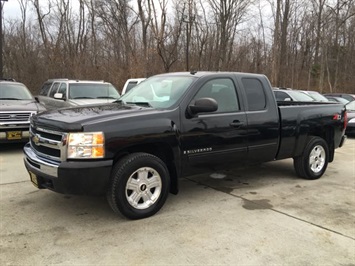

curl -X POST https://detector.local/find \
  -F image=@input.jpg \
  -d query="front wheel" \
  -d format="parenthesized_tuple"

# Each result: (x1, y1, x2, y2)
(107, 153, 170, 219)
(293, 137, 329, 180)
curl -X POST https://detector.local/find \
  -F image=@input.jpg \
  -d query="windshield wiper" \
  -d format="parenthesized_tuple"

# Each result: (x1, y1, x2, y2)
(1, 98, 22, 100)
(96, 96, 118, 99)
(73, 97, 94, 99)
(126, 102, 152, 107)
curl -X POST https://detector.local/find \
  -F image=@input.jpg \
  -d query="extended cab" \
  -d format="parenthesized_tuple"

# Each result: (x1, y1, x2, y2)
(23, 72, 347, 219)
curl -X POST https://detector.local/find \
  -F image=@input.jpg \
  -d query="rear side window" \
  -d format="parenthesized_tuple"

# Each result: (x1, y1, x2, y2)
(242, 78, 266, 111)
(39, 82, 52, 96)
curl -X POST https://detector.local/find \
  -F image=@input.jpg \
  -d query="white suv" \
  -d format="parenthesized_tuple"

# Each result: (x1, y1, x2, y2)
(37, 79, 120, 110)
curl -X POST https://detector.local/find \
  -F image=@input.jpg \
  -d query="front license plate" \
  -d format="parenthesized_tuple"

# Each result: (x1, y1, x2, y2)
(7, 131, 22, 140)
(29, 171, 38, 188)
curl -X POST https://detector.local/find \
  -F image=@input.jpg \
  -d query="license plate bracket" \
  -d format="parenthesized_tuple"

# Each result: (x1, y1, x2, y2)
(6, 131, 22, 140)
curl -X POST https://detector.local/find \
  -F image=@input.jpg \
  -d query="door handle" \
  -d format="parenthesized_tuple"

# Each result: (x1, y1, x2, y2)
(230, 120, 244, 128)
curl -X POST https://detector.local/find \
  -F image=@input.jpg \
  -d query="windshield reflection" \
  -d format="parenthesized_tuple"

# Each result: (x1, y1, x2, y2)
(119, 76, 195, 108)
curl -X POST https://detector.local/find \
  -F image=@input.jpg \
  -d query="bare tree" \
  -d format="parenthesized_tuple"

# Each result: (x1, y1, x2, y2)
(151, 0, 183, 72)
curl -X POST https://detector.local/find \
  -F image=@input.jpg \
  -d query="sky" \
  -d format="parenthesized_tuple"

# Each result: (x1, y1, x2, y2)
(2, 0, 21, 19)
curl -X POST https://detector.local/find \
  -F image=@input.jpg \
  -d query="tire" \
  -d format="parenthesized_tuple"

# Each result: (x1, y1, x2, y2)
(107, 153, 170, 219)
(293, 137, 329, 180)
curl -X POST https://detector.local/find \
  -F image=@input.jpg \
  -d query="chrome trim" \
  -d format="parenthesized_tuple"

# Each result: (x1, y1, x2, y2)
(29, 127, 68, 161)
(0, 121, 30, 126)
(24, 145, 59, 177)
(36, 127, 63, 136)
(0, 111, 36, 114)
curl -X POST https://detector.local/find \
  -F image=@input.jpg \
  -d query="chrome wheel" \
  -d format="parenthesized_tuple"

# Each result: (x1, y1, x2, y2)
(309, 144, 326, 174)
(125, 167, 162, 210)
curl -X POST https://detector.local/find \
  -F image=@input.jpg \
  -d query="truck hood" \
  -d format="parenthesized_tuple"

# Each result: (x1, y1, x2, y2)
(68, 98, 117, 106)
(0, 100, 45, 112)
(32, 103, 157, 131)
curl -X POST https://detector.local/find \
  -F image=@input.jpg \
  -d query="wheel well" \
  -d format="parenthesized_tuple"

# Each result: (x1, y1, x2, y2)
(309, 127, 335, 162)
(112, 143, 179, 194)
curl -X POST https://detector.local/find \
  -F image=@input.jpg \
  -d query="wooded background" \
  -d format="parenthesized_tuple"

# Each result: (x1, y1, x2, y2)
(2, 0, 355, 94)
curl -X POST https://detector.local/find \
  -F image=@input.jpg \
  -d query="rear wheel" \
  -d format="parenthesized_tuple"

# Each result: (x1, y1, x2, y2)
(107, 153, 170, 219)
(293, 137, 329, 180)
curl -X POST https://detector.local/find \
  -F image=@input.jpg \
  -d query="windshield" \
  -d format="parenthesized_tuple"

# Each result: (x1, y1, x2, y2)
(119, 76, 195, 108)
(307, 91, 329, 102)
(69, 83, 120, 99)
(346, 101, 355, 111)
(0, 83, 33, 100)
(288, 91, 315, 101)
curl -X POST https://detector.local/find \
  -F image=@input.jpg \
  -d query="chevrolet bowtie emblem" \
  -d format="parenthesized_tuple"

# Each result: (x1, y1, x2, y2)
(32, 135, 40, 146)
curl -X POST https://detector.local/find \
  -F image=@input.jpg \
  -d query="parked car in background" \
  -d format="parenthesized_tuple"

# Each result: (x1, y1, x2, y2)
(301, 91, 330, 102)
(0, 78, 45, 143)
(345, 101, 355, 136)
(273, 88, 315, 102)
(324, 96, 349, 105)
(323, 93, 355, 102)
(37, 79, 120, 110)
(121, 78, 146, 95)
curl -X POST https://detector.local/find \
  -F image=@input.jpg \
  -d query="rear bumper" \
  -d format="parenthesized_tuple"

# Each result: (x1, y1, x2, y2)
(23, 143, 113, 195)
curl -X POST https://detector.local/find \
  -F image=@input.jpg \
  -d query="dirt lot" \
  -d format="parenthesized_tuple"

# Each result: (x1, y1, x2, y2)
(1, 138, 354, 265)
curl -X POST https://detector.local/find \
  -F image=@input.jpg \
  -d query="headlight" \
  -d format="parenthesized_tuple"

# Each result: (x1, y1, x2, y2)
(67, 132, 105, 159)
(349, 118, 355, 124)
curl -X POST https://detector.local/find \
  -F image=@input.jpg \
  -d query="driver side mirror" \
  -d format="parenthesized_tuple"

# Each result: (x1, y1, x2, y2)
(187, 97, 218, 117)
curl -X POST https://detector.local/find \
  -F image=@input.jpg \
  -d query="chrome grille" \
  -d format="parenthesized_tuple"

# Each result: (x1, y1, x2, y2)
(29, 125, 67, 162)
(0, 111, 35, 125)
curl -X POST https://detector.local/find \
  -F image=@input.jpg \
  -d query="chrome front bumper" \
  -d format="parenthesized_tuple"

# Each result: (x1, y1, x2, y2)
(23, 143, 59, 177)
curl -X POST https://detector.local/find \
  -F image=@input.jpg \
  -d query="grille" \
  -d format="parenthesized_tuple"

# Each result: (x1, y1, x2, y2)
(0, 111, 33, 122)
(30, 125, 66, 161)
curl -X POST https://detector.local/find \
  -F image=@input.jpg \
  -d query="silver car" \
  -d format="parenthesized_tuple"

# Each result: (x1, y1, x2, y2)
(37, 79, 120, 110)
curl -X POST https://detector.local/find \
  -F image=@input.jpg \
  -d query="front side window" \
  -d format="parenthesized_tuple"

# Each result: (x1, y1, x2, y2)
(274, 91, 290, 101)
(49, 83, 60, 98)
(193, 78, 239, 113)
(57, 83, 67, 95)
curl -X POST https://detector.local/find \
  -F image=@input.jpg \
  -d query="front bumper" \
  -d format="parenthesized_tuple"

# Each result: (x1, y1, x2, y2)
(23, 143, 113, 195)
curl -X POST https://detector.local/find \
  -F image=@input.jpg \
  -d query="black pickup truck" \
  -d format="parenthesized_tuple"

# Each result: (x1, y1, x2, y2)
(23, 72, 347, 219)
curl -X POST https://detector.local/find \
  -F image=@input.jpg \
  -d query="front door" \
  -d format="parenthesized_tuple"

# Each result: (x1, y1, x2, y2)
(180, 77, 248, 174)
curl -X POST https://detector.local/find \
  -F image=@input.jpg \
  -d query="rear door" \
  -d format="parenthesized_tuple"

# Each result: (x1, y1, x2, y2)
(181, 76, 248, 172)
(241, 77, 280, 162)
